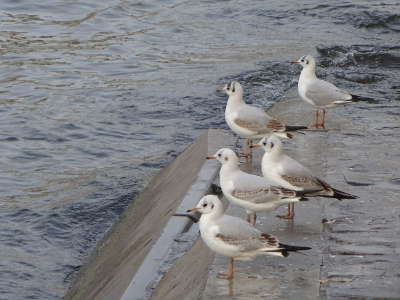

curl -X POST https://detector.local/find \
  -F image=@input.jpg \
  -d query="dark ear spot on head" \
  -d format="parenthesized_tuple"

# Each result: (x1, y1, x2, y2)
(211, 204, 214, 209)
(270, 142, 274, 148)
(224, 157, 228, 161)
(232, 84, 235, 93)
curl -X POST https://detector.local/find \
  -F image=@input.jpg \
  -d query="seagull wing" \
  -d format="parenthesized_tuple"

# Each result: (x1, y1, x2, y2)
(215, 215, 281, 252)
(278, 155, 327, 192)
(305, 79, 352, 107)
(232, 186, 298, 204)
(233, 105, 285, 134)
(229, 172, 292, 204)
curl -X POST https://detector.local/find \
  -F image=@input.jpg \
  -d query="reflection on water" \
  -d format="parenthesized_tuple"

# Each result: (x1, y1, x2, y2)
(0, 0, 399, 298)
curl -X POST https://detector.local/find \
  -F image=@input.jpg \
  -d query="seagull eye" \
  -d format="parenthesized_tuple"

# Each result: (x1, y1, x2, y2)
(202, 203, 208, 207)
(218, 153, 222, 157)
(301, 59, 304, 62)
(263, 142, 267, 146)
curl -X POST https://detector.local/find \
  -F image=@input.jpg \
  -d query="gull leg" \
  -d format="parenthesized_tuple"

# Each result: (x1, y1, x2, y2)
(277, 203, 295, 220)
(311, 110, 320, 128)
(250, 213, 257, 226)
(246, 139, 253, 161)
(321, 109, 326, 129)
(289, 203, 295, 218)
(246, 212, 256, 225)
(240, 139, 252, 161)
(252, 213, 257, 226)
(218, 258, 235, 280)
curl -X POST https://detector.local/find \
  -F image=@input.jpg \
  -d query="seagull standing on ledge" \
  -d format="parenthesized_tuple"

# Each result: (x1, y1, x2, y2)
(207, 148, 309, 225)
(217, 81, 307, 158)
(253, 135, 358, 219)
(292, 55, 364, 129)
(187, 195, 312, 280)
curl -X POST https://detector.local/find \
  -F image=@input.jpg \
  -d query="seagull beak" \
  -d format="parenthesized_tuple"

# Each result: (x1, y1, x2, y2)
(216, 87, 226, 93)
(187, 207, 200, 212)
(291, 60, 300, 64)
(206, 155, 217, 159)
(249, 144, 261, 149)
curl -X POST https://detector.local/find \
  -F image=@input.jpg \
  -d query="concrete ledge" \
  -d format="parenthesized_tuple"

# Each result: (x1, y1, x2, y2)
(65, 129, 235, 300)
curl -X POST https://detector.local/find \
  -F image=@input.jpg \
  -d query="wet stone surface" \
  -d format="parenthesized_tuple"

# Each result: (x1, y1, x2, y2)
(320, 103, 400, 299)
(202, 89, 400, 299)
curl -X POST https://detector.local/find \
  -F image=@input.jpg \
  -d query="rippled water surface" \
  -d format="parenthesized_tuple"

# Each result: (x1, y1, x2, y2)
(0, 0, 399, 298)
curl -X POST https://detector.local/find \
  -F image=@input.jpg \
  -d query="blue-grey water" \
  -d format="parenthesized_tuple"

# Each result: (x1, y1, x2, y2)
(0, 0, 399, 299)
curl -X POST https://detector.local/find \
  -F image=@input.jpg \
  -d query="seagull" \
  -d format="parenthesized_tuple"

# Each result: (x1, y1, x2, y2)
(292, 55, 364, 129)
(187, 195, 312, 280)
(207, 148, 309, 225)
(217, 81, 307, 158)
(252, 135, 358, 219)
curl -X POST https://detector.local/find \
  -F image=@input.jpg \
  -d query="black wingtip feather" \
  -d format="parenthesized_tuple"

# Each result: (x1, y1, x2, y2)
(279, 243, 312, 252)
(332, 188, 358, 200)
(351, 94, 377, 103)
(285, 125, 309, 131)
(350, 94, 363, 101)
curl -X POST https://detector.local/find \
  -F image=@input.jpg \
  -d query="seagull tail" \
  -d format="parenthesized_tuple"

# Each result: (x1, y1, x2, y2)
(294, 189, 323, 198)
(350, 94, 376, 103)
(315, 179, 358, 201)
(279, 243, 312, 257)
(332, 188, 358, 200)
(285, 125, 308, 132)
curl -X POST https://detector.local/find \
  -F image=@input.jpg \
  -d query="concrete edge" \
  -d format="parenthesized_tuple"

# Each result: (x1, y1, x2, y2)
(120, 159, 220, 300)
(64, 129, 236, 300)
(64, 131, 209, 300)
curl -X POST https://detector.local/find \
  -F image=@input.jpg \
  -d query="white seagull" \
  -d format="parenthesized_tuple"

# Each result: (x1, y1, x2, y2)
(187, 195, 312, 280)
(217, 81, 307, 158)
(207, 148, 309, 225)
(253, 135, 358, 219)
(292, 55, 363, 129)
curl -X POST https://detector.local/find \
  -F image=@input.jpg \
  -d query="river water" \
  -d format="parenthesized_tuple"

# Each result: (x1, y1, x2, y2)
(0, 0, 399, 299)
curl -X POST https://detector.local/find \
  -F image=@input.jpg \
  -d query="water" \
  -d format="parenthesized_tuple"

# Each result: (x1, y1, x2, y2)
(0, 0, 399, 298)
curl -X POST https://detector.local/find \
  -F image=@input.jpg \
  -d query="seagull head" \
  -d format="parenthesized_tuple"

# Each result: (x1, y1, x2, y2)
(253, 135, 282, 154)
(206, 148, 239, 166)
(291, 55, 316, 69)
(216, 81, 243, 97)
(187, 195, 222, 215)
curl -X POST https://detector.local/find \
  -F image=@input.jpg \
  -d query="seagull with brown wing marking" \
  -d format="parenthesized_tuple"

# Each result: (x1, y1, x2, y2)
(217, 81, 307, 159)
(187, 195, 312, 280)
(252, 135, 358, 219)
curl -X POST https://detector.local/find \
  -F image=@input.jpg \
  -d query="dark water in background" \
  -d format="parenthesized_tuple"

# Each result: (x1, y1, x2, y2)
(0, 0, 399, 298)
